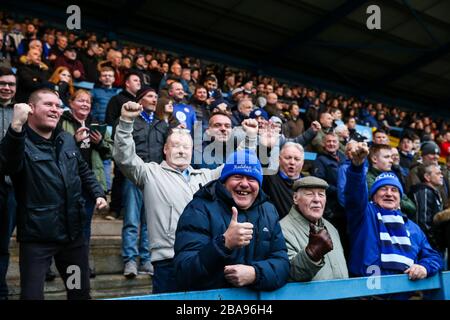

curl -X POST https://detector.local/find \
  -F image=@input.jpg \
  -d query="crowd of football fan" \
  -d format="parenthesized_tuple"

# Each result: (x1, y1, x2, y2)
(0, 12, 449, 300)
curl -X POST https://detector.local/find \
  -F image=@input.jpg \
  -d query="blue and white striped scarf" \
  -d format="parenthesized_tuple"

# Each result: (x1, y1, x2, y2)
(376, 204, 414, 272)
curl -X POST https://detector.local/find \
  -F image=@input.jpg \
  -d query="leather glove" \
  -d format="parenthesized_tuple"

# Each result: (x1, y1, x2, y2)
(305, 222, 333, 262)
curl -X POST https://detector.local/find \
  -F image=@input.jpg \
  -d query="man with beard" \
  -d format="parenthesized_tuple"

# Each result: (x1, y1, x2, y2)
(189, 85, 211, 132)
(121, 87, 168, 278)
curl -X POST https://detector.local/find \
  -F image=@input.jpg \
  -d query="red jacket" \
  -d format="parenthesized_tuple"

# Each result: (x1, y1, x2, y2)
(54, 55, 86, 81)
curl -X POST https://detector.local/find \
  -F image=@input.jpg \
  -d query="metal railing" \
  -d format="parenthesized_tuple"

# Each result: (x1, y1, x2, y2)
(110, 271, 450, 300)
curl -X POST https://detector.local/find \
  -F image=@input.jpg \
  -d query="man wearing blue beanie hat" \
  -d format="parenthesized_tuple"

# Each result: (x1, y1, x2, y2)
(174, 149, 289, 291)
(220, 149, 263, 186)
(370, 172, 404, 200)
(343, 142, 442, 297)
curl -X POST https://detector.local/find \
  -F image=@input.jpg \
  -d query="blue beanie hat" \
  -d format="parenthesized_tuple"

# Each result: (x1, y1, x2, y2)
(250, 108, 269, 121)
(370, 172, 403, 199)
(220, 150, 263, 186)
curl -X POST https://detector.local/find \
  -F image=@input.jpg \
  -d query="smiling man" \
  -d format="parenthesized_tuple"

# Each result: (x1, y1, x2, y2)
(174, 150, 289, 291)
(344, 142, 442, 286)
(1, 89, 107, 299)
(280, 176, 348, 281)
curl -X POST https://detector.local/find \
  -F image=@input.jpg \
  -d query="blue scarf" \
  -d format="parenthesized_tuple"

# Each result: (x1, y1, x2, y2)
(375, 204, 414, 272)
(278, 170, 300, 183)
(140, 111, 154, 124)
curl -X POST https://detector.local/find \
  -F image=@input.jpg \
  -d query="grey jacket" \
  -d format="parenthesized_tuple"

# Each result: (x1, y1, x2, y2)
(113, 119, 253, 262)
(1, 103, 14, 140)
(280, 206, 349, 281)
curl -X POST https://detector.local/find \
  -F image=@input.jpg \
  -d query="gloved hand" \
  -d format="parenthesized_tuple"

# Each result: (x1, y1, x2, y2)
(305, 222, 333, 262)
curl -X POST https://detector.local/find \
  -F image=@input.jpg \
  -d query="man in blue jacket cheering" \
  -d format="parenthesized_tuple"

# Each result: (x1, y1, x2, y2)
(174, 150, 289, 291)
(344, 142, 442, 281)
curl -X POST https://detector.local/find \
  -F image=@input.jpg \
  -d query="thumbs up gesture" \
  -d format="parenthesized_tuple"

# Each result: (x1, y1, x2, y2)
(223, 207, 254, 250)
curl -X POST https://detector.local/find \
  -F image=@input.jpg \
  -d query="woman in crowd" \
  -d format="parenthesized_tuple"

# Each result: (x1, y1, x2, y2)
(155, 96, 180, 128)
(48, 66, 75, 107)
(58, 89, 113, 278)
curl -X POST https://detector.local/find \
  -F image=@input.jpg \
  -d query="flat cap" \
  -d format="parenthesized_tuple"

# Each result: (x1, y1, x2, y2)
(293, 176, 329, 191)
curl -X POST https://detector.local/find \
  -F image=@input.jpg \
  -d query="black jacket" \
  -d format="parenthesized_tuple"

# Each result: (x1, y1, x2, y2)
(15, 63, 50, 103)
(78, 50, 99, 83)
(2, 125, 105, 243)
(262, 171, 296, 220)
(105, 90, 135, 127)
(132, 115, 169, 163)
(411, 183, 444, 250)
(174, 180, 289, 291)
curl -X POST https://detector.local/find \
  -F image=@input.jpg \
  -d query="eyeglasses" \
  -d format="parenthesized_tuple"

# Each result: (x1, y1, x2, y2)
(0, 81, 16, 87)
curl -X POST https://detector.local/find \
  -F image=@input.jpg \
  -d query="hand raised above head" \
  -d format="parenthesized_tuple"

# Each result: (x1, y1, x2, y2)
(310, 121, 321, 132)
(121, 102, 143, 121)
(241, 119, 258, 138)
(12, 103, 32, 132)
(351, 142, 369, 166)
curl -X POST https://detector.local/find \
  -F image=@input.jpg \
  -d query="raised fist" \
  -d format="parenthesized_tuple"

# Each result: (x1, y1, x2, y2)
(120, 102, 143, 122)
(12, 103, 32, 132)
(351, 142, 369, 166)
(310, 121, 321, 132)
(241, 119, 258, 138)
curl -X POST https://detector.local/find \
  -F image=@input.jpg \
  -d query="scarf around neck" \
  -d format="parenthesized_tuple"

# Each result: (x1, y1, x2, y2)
(375, 204, 414, 272)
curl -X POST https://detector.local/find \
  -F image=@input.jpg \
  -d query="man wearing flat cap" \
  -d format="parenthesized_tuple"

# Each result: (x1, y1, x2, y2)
(280, 176, 348, 281)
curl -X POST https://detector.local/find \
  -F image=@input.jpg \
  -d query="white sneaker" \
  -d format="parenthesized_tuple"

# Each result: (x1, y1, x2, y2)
(123, 261, 138, 279)
(138, 261, 154, 276)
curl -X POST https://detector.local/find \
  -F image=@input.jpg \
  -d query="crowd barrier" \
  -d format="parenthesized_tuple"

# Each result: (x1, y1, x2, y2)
(110, 271, 450, 300)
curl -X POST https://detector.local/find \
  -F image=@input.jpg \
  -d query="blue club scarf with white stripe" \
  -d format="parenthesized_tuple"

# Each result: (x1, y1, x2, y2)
(375, 204, 414, 272)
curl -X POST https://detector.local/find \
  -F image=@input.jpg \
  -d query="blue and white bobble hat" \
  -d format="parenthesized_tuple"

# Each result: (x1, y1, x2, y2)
(370, 172, 404, 199)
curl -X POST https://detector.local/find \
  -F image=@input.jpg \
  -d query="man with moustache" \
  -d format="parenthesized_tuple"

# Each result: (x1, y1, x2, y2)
(113, 101, 258, 293)
(174, 150, 289, 291)
(121, 87, 168, 278)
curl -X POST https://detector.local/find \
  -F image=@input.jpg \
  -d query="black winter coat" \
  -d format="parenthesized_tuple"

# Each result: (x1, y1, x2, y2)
(132, 115, 169, 163)
(174, 180, 289, 291)
(2, 125, 105, 243)
(105, 90, 135, 127)
(411, 183, 444, 250)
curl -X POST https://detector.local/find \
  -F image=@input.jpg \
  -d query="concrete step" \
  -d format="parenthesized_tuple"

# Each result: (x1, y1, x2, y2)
(5, 215, 153, 299)
(7, 274, 153, 300)
(7, 235, 125, 280)
(91, 216, 123, 236)
(7, 218, 127, 280)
